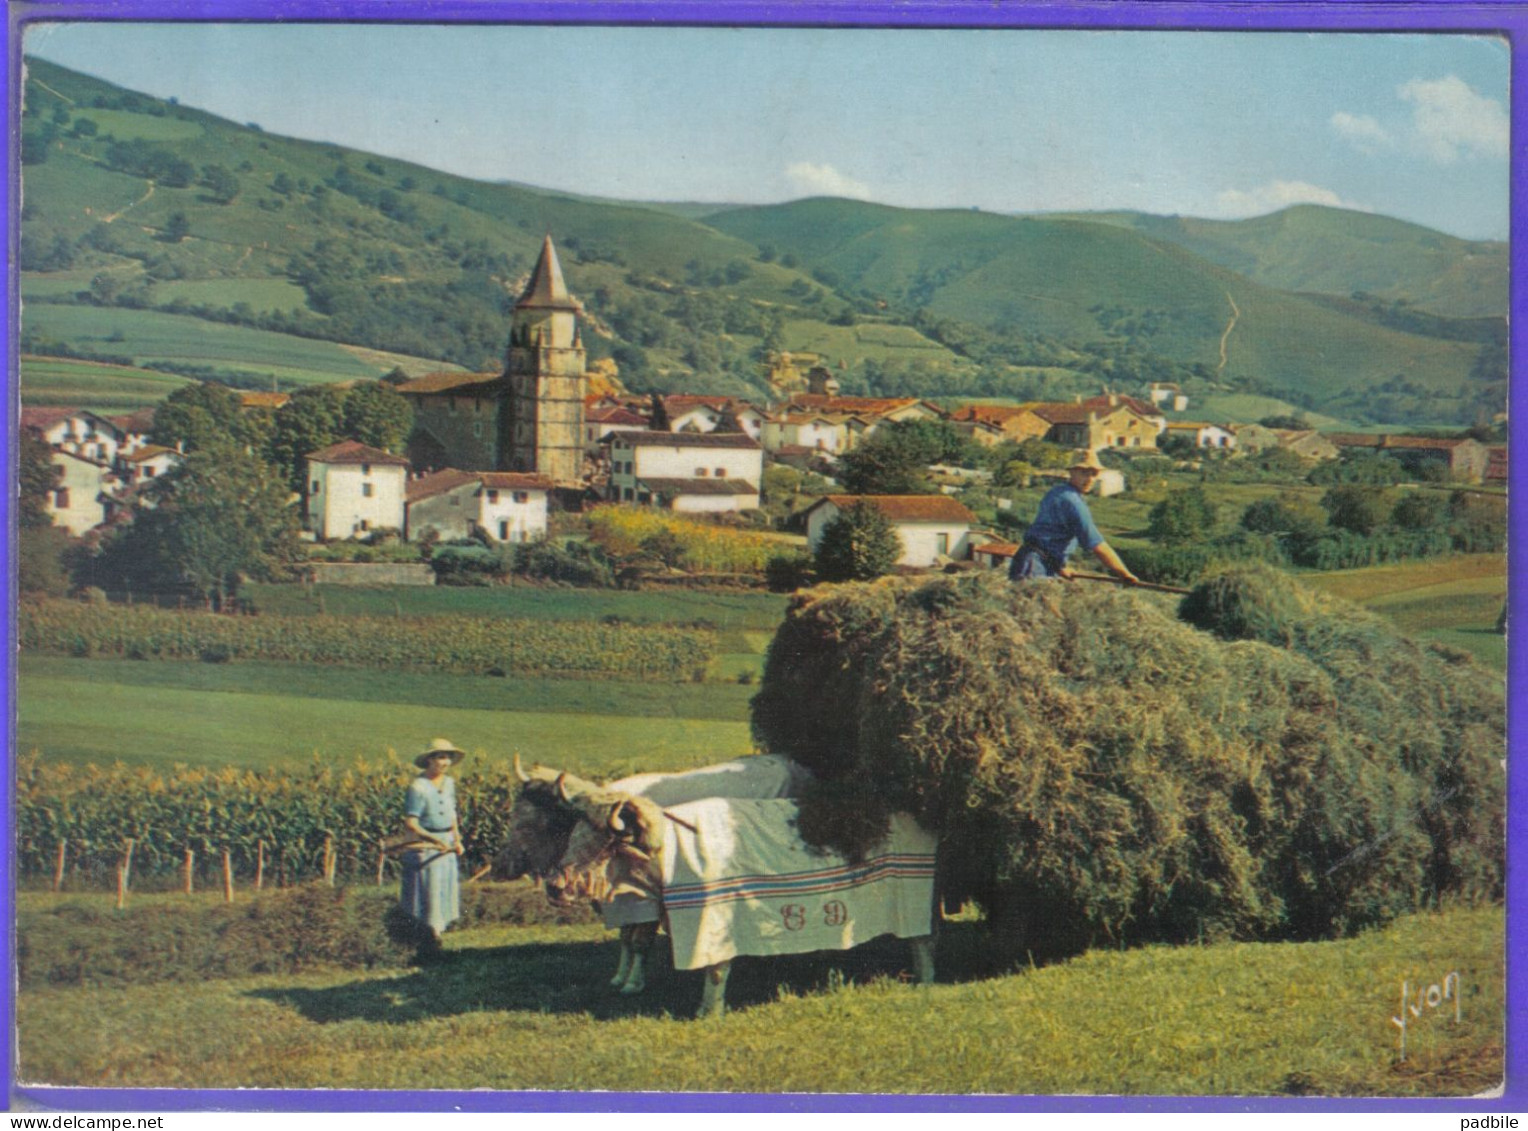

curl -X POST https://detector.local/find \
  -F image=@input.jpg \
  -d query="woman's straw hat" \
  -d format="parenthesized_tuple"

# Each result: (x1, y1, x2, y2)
(415, 738, 467, 769)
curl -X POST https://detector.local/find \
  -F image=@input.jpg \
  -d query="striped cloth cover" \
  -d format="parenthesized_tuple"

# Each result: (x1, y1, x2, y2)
(659, 797, 937, 970)
(599, 755, 812, 929)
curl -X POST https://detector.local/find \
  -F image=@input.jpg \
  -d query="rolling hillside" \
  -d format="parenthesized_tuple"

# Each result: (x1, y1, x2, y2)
(705, 198, 1496, 421)
(19, 56, 1505, 425)
(1049, 205, 1507, 320)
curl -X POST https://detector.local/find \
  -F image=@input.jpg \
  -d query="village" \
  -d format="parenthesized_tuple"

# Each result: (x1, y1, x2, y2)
(20, 235, 1509, 590)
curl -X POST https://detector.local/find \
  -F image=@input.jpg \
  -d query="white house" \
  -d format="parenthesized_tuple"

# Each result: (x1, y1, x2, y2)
(406, 469, 553, 543)
(119, 444, 182, 486)
(46, 449, 119, 535)
(607, 430, 763, 513)
(762, 410, 870, 455)
(305, 439, 410, 539)
(1165, 421, 1237, 450)
(804, 495, 979, 568)
(22, 407, 127, 465)
(1148, 383, 1190, 412)
(661, 396, 768, 443)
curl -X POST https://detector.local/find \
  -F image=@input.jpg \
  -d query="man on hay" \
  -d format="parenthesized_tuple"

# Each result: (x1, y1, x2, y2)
(1009, 448, 1142, 586)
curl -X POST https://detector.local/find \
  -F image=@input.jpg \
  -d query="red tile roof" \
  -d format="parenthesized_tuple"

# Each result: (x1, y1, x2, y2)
(405, 468, 479, 503)
(818, 494, 977, 523)
(783, 394, 937, 418)
(239, 391, 291, 410)
(307, 440, 411, 466)
(122, 444, 178, 464)
(20, 407, 79, 432)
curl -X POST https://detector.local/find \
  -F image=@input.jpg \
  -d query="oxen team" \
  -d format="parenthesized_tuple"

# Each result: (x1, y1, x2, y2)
(492, 753, 938, 1018)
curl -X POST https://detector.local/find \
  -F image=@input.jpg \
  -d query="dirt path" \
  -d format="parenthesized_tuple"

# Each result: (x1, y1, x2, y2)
(1216, 292, 1240, 375)
(100, 181, 154, 224)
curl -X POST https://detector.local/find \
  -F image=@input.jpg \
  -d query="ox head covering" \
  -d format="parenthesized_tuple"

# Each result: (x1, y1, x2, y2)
(415, 737, 468, 769)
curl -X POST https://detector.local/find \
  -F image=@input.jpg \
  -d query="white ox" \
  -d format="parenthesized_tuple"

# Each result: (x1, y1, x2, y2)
(547, 787, 938, 1018)
(494, 753, 810, 994)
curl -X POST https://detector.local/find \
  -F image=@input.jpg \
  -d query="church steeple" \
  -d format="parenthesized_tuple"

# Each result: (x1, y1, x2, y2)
(517, 234, 581, 312)
(504, 234, 587, 485)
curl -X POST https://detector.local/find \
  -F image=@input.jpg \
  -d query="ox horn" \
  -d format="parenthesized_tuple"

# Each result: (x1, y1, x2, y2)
(513, 753, 530, 784)
(555, 772, 573, 803)
(608, 803, 627, 834)
(616, 843, 652, 862)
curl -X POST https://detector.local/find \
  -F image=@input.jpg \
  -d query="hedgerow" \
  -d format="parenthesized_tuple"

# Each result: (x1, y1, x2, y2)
(18, 598, 714, 680)
(752, 568, 1503, 959)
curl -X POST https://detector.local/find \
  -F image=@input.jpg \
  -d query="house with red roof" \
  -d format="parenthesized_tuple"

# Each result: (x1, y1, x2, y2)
(405, 469, 554, 543)
(607, 431, 763, 513)
(305, 440, 411, 539)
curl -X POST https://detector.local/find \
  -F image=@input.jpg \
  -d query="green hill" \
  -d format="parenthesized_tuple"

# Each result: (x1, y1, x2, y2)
(19, 58, 1504, 426)
(706, 198, 1495, 422)
(1045, 205, 1507, 320)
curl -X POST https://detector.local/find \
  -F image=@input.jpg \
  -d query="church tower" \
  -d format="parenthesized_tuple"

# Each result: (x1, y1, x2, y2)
(505, 235, 586, 484)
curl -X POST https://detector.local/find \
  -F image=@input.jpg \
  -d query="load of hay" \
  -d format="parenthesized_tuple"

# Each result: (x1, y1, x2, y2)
(752, 565, 1503, 959)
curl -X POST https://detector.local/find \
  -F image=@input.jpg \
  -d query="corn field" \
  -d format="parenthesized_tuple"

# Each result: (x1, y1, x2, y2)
(18, 598, 715, 680)
(15, 751, 529, 889)
(586, 506, 784, 573)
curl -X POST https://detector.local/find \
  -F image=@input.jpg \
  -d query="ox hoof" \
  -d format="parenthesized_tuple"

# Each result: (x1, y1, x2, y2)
(619, 982, 644, 996)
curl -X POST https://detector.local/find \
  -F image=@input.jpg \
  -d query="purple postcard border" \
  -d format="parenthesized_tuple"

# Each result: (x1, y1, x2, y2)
(2, 0, 1523, 1114)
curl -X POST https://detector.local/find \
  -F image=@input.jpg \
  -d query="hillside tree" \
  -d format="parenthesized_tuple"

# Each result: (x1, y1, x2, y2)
(269, 385, 349, 493)
(342, 381, 414, 453)
(1148, 486, 1219, 543)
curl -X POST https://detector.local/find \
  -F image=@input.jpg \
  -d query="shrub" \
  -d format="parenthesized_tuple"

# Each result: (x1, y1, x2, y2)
(752, 569, 1502, 960)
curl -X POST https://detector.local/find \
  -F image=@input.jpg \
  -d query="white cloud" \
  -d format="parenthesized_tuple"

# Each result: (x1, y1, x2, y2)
(1330, 111, 1393, 153)
(1214, 180, 1369, 218)
(1398, 75, 1508, 163)
(785, 161, 872, 200)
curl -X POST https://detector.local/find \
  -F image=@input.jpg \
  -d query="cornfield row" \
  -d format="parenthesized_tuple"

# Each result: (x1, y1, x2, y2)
(586, 505, 787, 573)
(18, 598, 716, 680)
(15, 752, 529, 887)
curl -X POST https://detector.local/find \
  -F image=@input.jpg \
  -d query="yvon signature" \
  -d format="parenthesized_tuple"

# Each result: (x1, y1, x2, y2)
(1391, 971, 1460, 1060)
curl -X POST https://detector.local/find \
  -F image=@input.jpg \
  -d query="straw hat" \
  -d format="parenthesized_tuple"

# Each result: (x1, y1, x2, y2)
(414, 738, 467, 769)
(1069, 449, 1105, 473)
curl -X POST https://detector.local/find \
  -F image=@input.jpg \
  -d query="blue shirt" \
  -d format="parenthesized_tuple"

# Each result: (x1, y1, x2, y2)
(406, 775, 457, 833)
(1022, 482, 1104, 566)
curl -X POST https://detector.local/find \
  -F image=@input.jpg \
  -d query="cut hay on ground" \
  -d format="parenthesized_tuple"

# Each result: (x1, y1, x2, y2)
(752, 567, 1503, 959)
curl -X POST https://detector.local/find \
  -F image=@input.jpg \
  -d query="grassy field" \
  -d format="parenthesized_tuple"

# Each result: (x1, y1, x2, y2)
(22, 305, 399, 386)
(16, 655, 754, 773)
(13, 898, 1502, 1095)
(19, 354, 194, 411)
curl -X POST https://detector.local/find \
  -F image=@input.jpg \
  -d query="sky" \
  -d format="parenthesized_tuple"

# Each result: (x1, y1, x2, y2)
(20, 22, 1513, 240)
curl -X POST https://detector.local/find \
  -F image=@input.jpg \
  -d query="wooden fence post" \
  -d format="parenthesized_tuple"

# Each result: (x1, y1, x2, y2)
(255, 840, 265, 892)
(115, 866, 127, 910)
(323, 835, 335, 886)
(120, 838, 136, 892)
(222, 849, 235, 904)
(53, 841, 67, 893)
(184, 848, 195, 894)
(376, 847, 386, 887)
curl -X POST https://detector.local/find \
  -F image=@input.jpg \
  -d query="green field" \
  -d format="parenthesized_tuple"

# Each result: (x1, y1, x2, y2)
(16, 655, 753, 774)
(22, 304, 395, 385)
(19, 355, 194, 411)
(14, 898, 1502, 1094)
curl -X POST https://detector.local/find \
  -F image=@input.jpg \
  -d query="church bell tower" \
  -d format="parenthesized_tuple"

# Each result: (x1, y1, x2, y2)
(505, 235, 587, 484)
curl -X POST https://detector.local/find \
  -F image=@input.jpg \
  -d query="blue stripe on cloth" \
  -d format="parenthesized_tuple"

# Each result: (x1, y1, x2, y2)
(663, 852, 936, 911)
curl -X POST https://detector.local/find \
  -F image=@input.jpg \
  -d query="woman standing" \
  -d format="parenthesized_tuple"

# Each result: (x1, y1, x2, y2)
(400, 738, 467, 957)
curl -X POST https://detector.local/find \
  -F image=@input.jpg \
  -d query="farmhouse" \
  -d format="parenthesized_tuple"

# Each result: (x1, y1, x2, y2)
(22, 406, 128, 465)
(405, 469, 553, 543)
(804, 494, 979, 568)
(1326, 432, 1491, 482)
(119, 444, 182, 485)
(44, 449, 120, 535)
(305, 440, 410, 539)
(607, 430, 763, 513)
(1164, 421, 1237, 450)
(948, 404, 1052, 446)
(1028, 401, 1160, 451)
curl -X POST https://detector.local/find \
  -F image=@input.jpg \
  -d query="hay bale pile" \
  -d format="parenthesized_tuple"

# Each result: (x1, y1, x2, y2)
(752, 566, 1503, 959)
